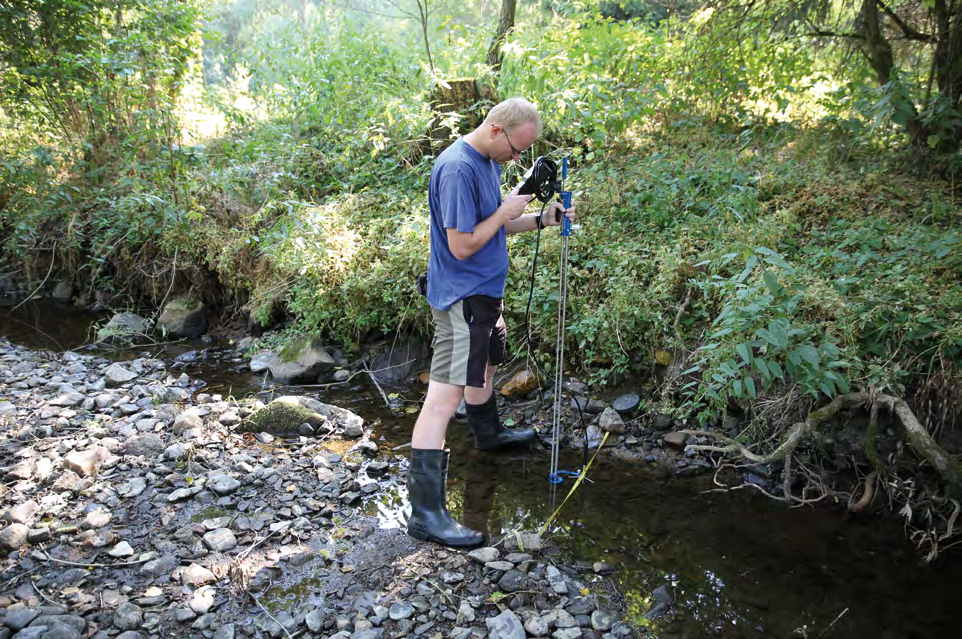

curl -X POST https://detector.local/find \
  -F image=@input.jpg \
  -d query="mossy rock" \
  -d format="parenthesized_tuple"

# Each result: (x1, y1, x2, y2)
(239, 398, 332, 435)
(158, 297, 207, 339)
(239, 396, 363, 436)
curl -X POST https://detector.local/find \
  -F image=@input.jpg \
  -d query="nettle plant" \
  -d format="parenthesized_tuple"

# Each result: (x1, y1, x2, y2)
(681, 247, 852, 423)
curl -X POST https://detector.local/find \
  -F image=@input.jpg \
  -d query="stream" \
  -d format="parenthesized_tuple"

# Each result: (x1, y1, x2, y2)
(2, 298, 960, 638)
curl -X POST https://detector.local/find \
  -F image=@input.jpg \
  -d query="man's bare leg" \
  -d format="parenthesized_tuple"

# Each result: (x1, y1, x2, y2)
(463, 365, 498, 406)
(411, 380, 465, 450)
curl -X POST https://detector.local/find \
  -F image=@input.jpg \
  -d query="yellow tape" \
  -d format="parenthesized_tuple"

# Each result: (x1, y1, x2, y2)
(538, 431, 609, 536)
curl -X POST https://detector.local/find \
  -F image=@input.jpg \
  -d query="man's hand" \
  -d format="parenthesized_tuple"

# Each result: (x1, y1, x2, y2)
(543, 201, 577, 227)
(499, 192, 534, 221)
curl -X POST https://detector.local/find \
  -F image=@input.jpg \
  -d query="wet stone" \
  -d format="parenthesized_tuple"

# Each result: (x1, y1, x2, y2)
(498, 570, 528, 593)
(113, 602, 143, 630)
(590, 609, 617, 631)
(468, 547, 499, 563)
(485, 609, 525, 639)
(4, 605, 39, 630)
(389, 601, 413, 621)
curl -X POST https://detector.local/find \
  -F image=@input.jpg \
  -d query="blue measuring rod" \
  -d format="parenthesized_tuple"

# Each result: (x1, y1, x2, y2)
(560, 157, 572, 236)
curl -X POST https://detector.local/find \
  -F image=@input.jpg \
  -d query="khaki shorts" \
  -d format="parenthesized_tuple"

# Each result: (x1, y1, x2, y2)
(430, 295, 507, 388)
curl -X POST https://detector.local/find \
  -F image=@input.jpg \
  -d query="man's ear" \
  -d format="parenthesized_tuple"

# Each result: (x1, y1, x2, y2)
(488, 123, 502, 139)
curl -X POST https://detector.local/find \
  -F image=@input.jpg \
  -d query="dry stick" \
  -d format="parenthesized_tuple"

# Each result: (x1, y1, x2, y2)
(249, 590, 295, 639)
(398, 557, 455, 605)
(673, 287, 693, 351)
(32, 581, 59, 607)
(12, 242, 58, 313)
(238, 521, 291, 560)
(363, 360, 392, 409)
(36, 550, 153, 568)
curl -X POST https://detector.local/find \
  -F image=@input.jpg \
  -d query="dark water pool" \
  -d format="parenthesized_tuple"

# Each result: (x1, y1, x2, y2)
(3, 299, 960, 638)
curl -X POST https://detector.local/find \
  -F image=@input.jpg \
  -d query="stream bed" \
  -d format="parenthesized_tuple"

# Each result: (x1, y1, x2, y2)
(2, 298, 960, 638)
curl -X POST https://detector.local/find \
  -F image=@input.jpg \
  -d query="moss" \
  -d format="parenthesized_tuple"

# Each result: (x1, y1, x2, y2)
(165, 297, 203, 313)
(277, 335, 324, 363)
(239, 398, 327, 434)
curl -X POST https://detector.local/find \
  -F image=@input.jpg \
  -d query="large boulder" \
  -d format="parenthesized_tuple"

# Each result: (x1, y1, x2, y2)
(158, 297, 207, 339)
(267, 337, 335, 382)
(241, 396, 363, 436)
(368, 339, 429, 386)
(97, 313, 150, 343)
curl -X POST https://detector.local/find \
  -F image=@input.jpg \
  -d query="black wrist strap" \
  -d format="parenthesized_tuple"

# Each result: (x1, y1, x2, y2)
(536, 212, 545, 230)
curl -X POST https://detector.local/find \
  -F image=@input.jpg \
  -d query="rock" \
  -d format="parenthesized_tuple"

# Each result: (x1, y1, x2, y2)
(498, 570, 527, 592)
(207, 472, 241, 496)
(158, 297, 207, 339)
(524, 615, 550, 637)
(98, 313, 150, 343)
(117, 478, 147, 499)
(141, 555, 177, 578)
(0, 401, 16, 417)
(108, 541, 134, 558)
(83, 504, 111, 528)
(651, 413, 673, 431)
(104, 363, 138, 387)
(189, 586, 215, 614)
(305, 609, 325, 632)
(343, 422, 363, 438)
(63, 446, 111, 477)
(552, 629, 583, 639)
(172, 413, 203, 434)
(485, 609, 525, 639)
(241, 396, 361, 436)
(389, 601, 413, 621)
(485, 561, 515, 571)
(4, 605, 39, 630)
(181, 563, 216, 586)
(651, 584, 673, 604)
(503, 531, 541, 553)
(113, 602, 143, 630)
(598, 407, 625, 434)
(0, 523, 30, 551)
(123, 434, 165, 457)
(202, 528, 237, 552)
(612, 393, 640, 414)
(266, 337, 335, 382)
(50, 280, 73, 303)
(368, 340, 427, 386)
(590, 609, 617, 631)
(468, 547, 499, 563)
(163, 442, 193, 461)
(500, 370, 538, 399)
(3, 500, 40, 525)
(49, 393, 84, 407)
(457, 601, 476, 624)
(663, 432, 687, 448)
(249, 351, 274, 374)
(213, 624, 236, 639)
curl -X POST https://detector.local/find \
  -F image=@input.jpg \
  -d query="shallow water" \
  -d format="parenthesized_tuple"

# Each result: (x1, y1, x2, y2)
(3, 298, 960, 638)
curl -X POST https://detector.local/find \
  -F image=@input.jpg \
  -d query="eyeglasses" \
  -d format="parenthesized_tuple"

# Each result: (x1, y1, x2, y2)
(501, 129, 522, 158)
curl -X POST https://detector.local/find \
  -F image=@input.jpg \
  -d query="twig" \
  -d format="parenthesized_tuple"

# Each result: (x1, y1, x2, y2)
(363, 360, 392, 409)
(35, 551, 153, 568)
(12, 242, 58, 312)
(249, 590, 295, 639)
(32, 581, 59, 607)
(816, 607, 849, 638)
(397, 557, 455, 605)
(238, 521, 291, 560)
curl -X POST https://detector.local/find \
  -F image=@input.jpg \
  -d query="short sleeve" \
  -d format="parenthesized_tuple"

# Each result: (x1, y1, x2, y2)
(437, 167, 480, 233)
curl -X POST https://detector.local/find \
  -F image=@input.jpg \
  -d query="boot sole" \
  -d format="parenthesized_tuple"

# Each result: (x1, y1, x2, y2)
(408, 528, 484, 548)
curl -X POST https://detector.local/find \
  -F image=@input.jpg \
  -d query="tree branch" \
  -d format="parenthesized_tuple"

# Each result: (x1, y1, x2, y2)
(876, 0, 935, 42)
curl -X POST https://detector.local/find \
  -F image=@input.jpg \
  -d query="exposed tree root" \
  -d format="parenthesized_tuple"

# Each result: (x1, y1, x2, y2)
(682, 391, 962, 497)
(847, 471, 877, 513)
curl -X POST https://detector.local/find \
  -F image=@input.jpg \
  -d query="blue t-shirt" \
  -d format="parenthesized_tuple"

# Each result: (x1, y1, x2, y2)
(426, 138, 509, 311)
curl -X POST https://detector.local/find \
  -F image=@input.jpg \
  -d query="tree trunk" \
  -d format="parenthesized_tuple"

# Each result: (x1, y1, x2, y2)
(932, 0, 962, 148)
(858, 0, 927, 145)
(486, 0, 517, 73)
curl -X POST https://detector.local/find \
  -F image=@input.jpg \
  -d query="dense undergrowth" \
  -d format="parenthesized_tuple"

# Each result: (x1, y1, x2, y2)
(2, 1, 961, 551)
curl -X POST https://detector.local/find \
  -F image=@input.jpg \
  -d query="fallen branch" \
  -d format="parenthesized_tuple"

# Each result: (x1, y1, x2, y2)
(35, 551, 153, 568)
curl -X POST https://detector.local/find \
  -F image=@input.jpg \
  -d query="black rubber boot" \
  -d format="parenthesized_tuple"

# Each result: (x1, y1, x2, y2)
(465, 394, 536, 451)
(407, 448, 484, 548)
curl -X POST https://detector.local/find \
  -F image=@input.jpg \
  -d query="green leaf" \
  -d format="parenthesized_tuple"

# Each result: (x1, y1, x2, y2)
(769, 361, 785, 381)
(733, 379, 743, 397)
(797, 345, 821, 368)
(762, 269, 779, 294)
(745, 377, 756, 398)
(736, 343, 753, 365)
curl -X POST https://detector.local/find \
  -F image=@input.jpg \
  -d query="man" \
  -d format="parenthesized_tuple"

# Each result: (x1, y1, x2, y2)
(407, 98, 577, 547)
